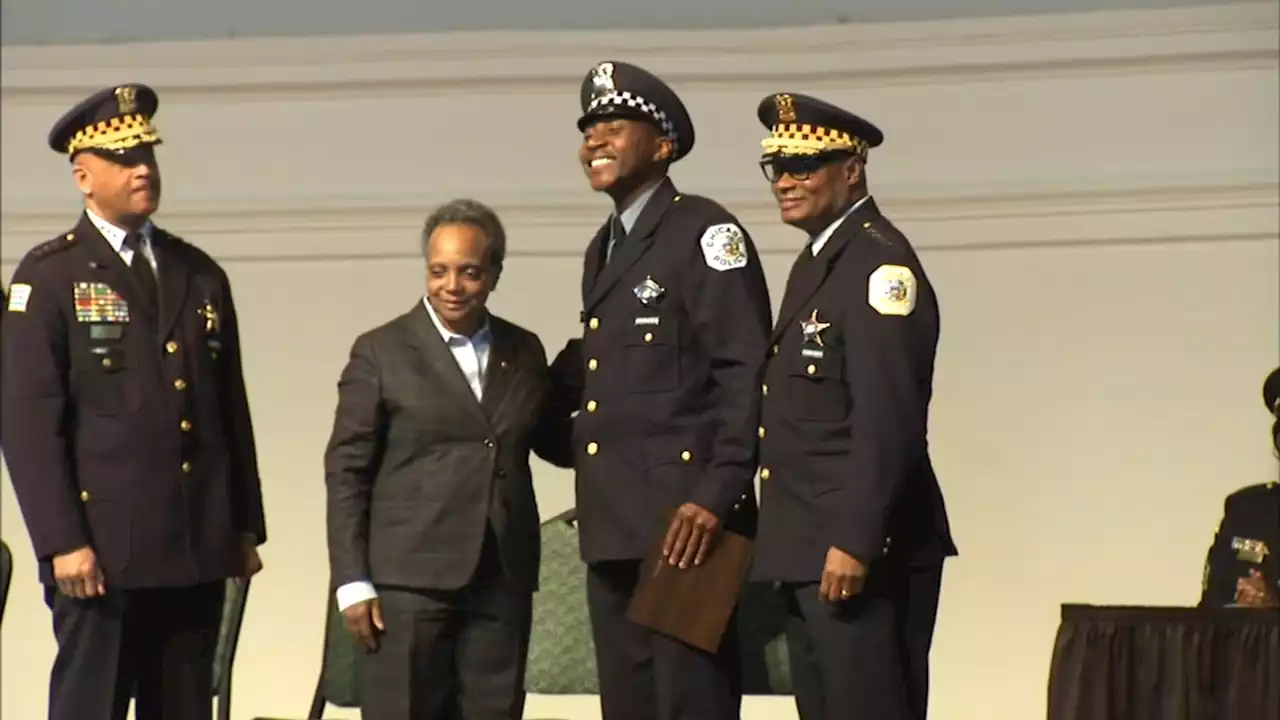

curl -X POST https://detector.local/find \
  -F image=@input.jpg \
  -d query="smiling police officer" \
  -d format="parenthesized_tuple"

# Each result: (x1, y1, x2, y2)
(1, 84, 266, 720)
(564, 61, 773, 720)
(750, 93, 958, 720)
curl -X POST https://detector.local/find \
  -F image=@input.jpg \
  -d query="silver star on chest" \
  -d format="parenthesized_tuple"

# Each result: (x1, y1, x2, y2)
(799, 309, 831, 347)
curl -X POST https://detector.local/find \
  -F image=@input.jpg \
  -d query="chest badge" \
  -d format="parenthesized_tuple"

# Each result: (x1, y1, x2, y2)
(1232, 536, 1270, 564)
(198, 301, 219, 333)
(633, 276, 665, 306)
(800, 309, 831, 347)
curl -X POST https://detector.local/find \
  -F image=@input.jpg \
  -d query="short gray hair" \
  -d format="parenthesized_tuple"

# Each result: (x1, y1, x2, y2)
(420, 198, 507, 272)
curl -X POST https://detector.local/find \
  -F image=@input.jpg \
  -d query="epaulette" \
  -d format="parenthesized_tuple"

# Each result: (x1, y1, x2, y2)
(28, 231, 81, 262)
(1226, 482, 1278, 505)
(859, 217, 896, 247)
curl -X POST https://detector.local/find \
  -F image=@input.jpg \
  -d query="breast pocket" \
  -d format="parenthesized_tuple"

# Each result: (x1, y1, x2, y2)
(623, 315, 680, 393)
(786, 347, 850, 421)
(80, 343, 141, 415)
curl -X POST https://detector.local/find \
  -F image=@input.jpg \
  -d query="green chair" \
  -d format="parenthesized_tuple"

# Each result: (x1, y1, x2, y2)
(526, 508, 600, 695)
(214, 577, 252, 720)
(1, 540, 12, 625)
(304, 590, 363, 718)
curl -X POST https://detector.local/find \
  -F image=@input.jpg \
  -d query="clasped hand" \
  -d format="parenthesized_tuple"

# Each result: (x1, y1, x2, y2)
(662, 502, 721, 569)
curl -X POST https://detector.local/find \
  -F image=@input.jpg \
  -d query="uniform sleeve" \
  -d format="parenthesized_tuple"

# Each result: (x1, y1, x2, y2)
(682, 220, 773, 520)
(324, 334, 386, 587)
(0, 264, 89, 559)
(217, 273, 267, 544)
(532, 336, 578, 469)
(836, 261, 932, 565)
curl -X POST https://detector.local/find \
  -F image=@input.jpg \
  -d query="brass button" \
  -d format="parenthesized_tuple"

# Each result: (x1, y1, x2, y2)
(180, 420, 192, 432)
(588, 317, 600, 330)
(680, 450, 692, 462)
(585, 400, 598, 412)
(806, 364, 816, 375)
(79, 490, 90, 502)
(587, 358, 599, 371)
(643, 332, 654, 343)
(771, 344, 779, 355)
(762, 384, 769, 396)
(101, 357, 113, 368)
(173, 378, 188, 390)
(165, 340, 179, 354)
(586, 442, 599, 455)
(484, 438, 495, 448)
(181, 461, 193, 473)
(760, 467, 771, 480)
(758, 426, 766, 438)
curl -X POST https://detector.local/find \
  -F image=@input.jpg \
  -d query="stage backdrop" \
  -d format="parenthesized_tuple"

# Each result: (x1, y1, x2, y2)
(2, 3, 1278, 719)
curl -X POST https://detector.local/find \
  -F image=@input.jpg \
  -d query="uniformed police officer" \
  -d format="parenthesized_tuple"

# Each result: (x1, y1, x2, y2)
(0, 84, 267, 720)
(749, 93, 959, 720)
(1199, 366, 1280, 608)
(564, 61, 773, 720)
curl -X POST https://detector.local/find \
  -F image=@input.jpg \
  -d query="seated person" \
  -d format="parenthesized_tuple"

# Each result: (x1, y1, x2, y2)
(1199, 366, 1280, 608)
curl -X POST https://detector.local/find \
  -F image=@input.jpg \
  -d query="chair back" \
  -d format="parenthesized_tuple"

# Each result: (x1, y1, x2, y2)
(213, 577, 252, 720)
(526, 508, 599, 693)
(0, 540, 12, 625)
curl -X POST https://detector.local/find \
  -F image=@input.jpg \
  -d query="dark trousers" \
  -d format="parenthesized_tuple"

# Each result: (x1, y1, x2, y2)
(782, 563, 944, 720)
(45, 581, 224, 720)
(360, 529, 533, 720)
(586, 559, 743, 720)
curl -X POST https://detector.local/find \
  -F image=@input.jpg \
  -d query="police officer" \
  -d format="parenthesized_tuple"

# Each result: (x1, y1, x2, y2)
(1, 84, 267, 720)
(749, 93, 958, 720)
(564, 61, 773, 720)
(1199, 366, 1280, 608)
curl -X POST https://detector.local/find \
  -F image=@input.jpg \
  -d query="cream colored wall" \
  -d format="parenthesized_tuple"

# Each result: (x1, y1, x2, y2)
(2, 3, 1278, 719)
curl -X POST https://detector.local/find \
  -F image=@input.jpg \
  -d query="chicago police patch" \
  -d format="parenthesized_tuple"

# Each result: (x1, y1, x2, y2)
(700, 223, 749, 272)
(868, 264, 916, 316)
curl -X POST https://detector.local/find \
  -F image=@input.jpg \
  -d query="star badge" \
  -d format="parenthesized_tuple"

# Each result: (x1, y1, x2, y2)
(800, 309, 831, 347)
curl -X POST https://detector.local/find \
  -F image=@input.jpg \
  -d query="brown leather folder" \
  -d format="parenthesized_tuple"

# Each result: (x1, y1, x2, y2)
(625, 523, 755, 654)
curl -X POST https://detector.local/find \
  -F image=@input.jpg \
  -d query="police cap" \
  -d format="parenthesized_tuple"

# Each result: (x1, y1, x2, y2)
(757, 92, 883, 160)
(577, 61, 695, 162)
(1264, 366, 1280, 417)
(47, 83, 162, 159)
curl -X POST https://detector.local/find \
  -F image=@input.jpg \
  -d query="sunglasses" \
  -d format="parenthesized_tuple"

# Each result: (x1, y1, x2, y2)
(758, 151, 854, 183)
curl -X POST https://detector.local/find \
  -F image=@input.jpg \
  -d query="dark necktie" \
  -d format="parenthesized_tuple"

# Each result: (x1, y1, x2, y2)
(606, 215, 627, 263)
(124, 232, 158, 309)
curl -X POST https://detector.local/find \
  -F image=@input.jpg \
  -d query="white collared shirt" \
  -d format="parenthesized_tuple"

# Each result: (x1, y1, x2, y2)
(334, 298, 493, 612)
(85, 207, 159, 275)
(810, 194, 871, 257)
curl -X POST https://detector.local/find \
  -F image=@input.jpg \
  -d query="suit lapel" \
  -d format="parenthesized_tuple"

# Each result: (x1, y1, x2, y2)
(581, 223, 610, 300)
(584, 178, 679, 311)
(769, 200, 882, 343)
(404, 303, 490, 429)
(479, 320, 523, 422)
(152, 228, 192, 342)
(76, 213, 158, 330)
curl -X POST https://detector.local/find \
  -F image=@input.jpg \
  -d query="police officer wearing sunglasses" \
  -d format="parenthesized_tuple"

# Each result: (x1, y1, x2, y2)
(750, 93, 958, 720)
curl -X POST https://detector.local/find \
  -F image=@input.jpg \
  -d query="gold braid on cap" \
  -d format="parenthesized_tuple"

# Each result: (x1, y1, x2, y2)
(66, 114, 161, 154)
(760, 123, 868, 157)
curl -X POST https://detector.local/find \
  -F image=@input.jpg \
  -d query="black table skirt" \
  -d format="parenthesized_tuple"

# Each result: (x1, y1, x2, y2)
(1048, 605, 1280, 720)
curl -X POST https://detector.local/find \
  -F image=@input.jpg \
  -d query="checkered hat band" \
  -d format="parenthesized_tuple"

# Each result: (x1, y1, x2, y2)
(67, 113, 161, 154)
(760, 123, 867, 157)
(587, 91, 680, 150)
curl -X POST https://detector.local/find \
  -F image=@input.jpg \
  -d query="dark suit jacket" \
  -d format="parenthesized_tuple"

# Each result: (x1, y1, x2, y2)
(1200, 481, 1280, 607)
(559, 177, 774, 563)
(752, 197, 957, 583)
(1, 212, 267, 589)
(324, 303, 572, 594)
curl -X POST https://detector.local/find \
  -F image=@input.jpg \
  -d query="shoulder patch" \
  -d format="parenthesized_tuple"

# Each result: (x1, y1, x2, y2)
(699, 223, 749, 272)
(868, 264, 916, 316)
(6, 283, 32, 312)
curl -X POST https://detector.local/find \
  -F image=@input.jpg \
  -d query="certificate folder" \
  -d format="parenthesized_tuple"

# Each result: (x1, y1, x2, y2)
(625, 523, 754, 654)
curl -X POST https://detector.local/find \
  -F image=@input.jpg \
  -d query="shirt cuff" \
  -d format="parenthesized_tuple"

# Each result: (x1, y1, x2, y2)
(335, 580, 378, 612)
